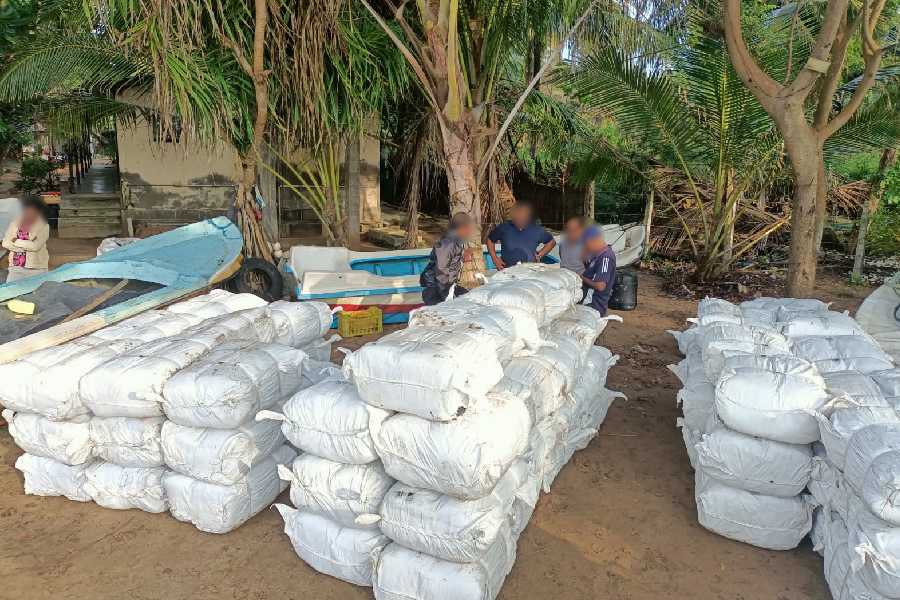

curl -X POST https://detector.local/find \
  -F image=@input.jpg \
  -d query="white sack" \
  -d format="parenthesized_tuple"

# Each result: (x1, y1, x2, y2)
(164, 444, 296, 534)
(535, 334, 587, 393)
(714, 354, 828, 444)
(780, 312, 866, 338)
(301, 336, 340, 362)
(489, 262, 581, 290)
(270, 300, 333, 348)
(823, 371, 888, 406)
(15, 453, 92, 501)
(0, 339, 140, 421)
(278, 454, 393, 528)
(870, 369, 900, 408)
(376, 460, 526, 563)
(678, 418, 701, 470)
(90, 416, 166, 467)
(677, 382, 716, 434)
(84, 462, 168, 512)
(177, 306, 277, 345)
(809, 456, 849, 519)
(844, 423, 900, 527)
(167, 289, 267, 319)
(374, 392, 531, 500)
(793, 335, 895, 374)
(697, 297, 741, 319)
(695, 417, 812, 497)
(668, 352, 707, 388)
(741, 297, 830, 320)
(809, 402, 900, 471)
(81, 337, 213, 418)
(276, 505, 389, 587)
(409, 300, 541, 361)
(495, 355, 568, 423)
(826, 513, 852, 600)
(847, 495, 900, 598)
(541, 306, 620, 348)
(301, 360, 341, 388)
(260, 378, 391, 464)
(161, 418, 285, 485)
(463, 280, 558, 326)
(3, 409, 92, 465)
(698, 324, 791, 382)
(694, 469, 813, 550)
(343, 326, 504, 421)
(373, 525, 517, 600)
(162, 342, 307, 429)
(87, 310, 202, 343)
(669, 328, 704, 356)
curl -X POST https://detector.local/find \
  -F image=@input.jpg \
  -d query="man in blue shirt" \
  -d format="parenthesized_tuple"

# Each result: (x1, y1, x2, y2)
(486, 202, 556, 269)
(580, 227, 617, 316)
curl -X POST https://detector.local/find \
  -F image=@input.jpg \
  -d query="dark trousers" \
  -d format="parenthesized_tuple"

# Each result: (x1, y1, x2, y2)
(422, 285, 468, 306)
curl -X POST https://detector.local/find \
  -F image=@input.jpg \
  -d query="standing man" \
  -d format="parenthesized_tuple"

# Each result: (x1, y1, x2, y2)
(419, 213, 475, 306)
(486, 201, 556, 270)
(580, 227, 617, 316)
(559, 216, 589, 274)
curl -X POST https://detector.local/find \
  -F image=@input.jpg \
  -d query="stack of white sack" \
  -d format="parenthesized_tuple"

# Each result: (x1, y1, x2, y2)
(670, 297, 830, 550)
(160, 340, 310, 533)
(267, 263, 620, 599)
(260, 372, 394, 586)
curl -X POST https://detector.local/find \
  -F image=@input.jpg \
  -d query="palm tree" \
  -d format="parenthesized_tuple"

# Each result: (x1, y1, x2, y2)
(568, 32, 900, 279)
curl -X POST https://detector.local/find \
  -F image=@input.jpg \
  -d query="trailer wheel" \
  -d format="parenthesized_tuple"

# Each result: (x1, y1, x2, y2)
(233, 258, 283, 301)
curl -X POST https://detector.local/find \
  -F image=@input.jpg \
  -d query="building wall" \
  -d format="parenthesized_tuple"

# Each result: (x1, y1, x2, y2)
(117, 109, 381, 238)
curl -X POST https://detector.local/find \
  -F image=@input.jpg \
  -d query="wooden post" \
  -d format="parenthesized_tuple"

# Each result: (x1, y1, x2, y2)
(757, 187, 769, 248)
(584, 181, 595, 221)
(853, 201, 872, 277)
(346, 132, 361, 251)
(67, 141, 75, 193)
(74, 140, 82, 186)
(644, 189, 654, 242)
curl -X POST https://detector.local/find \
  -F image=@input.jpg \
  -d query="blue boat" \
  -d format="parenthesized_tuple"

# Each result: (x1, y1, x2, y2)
(0, 217, 243, 363)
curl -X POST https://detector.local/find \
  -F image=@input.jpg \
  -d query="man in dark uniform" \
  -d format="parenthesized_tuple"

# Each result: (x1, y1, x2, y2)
(419, 213, 475, 306)
(580, 226, 617, 317)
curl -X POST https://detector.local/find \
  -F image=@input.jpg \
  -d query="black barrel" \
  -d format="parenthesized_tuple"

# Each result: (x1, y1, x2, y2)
(608, 272, 638, 311)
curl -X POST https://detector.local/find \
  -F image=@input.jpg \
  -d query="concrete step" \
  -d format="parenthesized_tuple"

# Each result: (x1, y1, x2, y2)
(61, 193, 121, 203)
(59, 208, 122, 218)
(58, 224, 121, 238)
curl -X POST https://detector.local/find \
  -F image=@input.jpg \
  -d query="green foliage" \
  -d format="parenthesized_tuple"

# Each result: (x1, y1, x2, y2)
(847, 272, 871, 286)
(14, 157, 55, 193)
(867, 204, 900, 256)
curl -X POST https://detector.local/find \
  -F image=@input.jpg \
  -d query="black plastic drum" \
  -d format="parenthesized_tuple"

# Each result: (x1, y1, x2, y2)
(609, 272, 638, 311)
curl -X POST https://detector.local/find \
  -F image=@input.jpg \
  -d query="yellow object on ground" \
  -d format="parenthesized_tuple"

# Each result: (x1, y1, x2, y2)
(7, 300, 35, 315)
(338, 307, 383, 338)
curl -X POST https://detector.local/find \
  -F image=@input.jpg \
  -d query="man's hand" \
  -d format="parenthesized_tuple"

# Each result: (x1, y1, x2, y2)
(493, 256, 505, 270)
(464, 247, 475, 262)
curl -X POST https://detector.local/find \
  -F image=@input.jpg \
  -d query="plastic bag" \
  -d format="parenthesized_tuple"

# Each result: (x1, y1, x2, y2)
(164, 444, 296, 534)
(3, 409, 92, 466)
(276, 505, 390, 587)
(376, 460, 526, 563)
(278, 454, 393, 528)
(373, 524, 517, 600)
(90, 416, 166, 467)
(374, 392, 532, 500)
(167, 289, 267, 319)
(161, 417, 285, 485)
(84, 462, 168, 512)
(15, 453, 92, 501)
(792, 335, 895, 374)
(694, 469, 813, 550)
(270, 300, 333, 348)
(87, 310, 202, 343)
(343, 326, 504, 421)
(81, 338, 213, 418)
(259, 378, 391, 464)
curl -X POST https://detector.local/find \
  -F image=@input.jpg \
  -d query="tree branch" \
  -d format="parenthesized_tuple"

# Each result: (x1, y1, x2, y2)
(784, 0, 805, 85)
(784, 0, 851, 98)
(722, 0, 785, 104)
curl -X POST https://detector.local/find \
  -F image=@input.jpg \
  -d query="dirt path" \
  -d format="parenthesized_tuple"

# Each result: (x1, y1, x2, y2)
(0, 272, 873, 600)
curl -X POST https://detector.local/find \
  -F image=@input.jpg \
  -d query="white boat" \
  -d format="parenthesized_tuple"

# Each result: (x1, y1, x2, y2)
(856, 273, 900, 363)
(288, 223, 646, 324)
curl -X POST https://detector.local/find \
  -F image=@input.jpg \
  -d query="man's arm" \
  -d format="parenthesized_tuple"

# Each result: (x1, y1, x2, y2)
(579, 273, 608, 291)
(536, 237, 556, 260)
(486, 238, 504, 270)
(1, 223, 17, 252)
(9, 222, 49, 252)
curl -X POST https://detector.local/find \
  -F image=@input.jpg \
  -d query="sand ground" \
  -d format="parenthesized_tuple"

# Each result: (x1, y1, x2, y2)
(0, 272, 875, 600)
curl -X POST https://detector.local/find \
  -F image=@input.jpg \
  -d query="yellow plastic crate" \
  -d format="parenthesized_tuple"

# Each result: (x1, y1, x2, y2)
(337, 307, 383, 338)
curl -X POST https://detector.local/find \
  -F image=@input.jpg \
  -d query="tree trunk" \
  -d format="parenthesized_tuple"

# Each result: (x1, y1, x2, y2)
(785, 150, 823, 298)
(439, 118, 479, 227)
(402, 118, 428, 250)
(346, 133, 361, 251)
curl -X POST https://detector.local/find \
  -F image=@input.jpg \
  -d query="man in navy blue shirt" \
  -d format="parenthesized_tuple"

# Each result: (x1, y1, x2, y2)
(486, 202, 556, 269)
(580, 227, 617, 316)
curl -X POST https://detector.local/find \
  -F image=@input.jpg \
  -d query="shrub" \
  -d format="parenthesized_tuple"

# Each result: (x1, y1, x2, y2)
(14, 157, 56, 194)
(867, 204, 900, 257)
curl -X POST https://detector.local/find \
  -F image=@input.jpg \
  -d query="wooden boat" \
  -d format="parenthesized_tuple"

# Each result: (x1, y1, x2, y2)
(288, 223, 646, 324)
(0, 217, 242, 363)
(856, 274, 900, 364)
